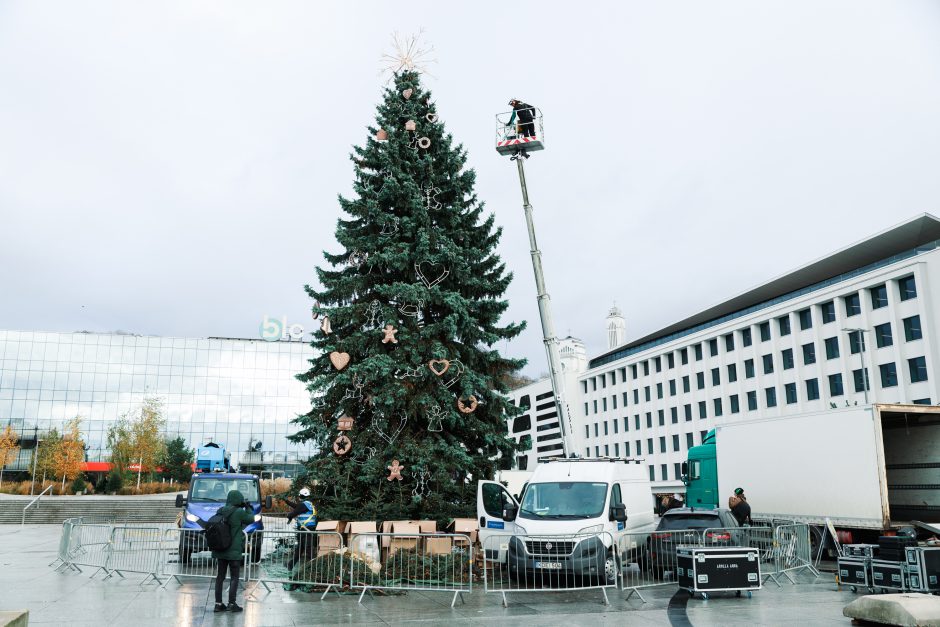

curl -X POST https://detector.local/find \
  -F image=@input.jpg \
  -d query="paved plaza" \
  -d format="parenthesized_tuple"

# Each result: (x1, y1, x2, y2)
(0, 524, 864, 626)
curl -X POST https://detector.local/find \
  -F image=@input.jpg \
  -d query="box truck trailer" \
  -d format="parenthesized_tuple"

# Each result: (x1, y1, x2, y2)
(682, 403, 940, 546)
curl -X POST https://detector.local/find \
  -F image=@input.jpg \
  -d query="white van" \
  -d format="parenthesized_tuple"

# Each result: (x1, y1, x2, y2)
(476, 457, 656, 584)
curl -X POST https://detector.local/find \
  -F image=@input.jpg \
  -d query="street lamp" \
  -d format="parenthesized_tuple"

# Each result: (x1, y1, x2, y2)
(842, 328, 872, 404)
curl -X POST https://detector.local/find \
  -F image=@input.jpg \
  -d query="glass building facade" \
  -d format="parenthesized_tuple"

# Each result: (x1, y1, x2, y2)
(0, 330, 314, 476)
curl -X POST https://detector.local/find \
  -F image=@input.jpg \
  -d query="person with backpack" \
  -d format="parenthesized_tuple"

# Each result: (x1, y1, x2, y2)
(282, 487, 318, 570)
(728, 487, 752, 526)
(208, 489, 254, 613)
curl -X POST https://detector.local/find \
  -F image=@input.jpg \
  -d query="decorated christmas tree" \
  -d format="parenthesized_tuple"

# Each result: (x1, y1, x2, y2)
(291, 45, 525, 523)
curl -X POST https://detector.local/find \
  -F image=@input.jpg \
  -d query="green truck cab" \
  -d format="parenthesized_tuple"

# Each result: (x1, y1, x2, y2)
(681, 429, 719, 509)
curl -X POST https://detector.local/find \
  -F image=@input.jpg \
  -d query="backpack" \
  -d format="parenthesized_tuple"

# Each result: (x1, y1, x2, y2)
(204, 511, 233, 552)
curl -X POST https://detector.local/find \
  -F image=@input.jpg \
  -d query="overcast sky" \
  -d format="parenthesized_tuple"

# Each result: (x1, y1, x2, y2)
(2, 1, 939, 376)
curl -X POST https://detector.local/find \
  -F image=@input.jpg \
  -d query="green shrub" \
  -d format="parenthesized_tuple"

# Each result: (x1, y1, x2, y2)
(71, 477, 87, 493)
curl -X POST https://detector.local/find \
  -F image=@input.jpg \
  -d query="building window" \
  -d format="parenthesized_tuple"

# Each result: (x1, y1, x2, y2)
(782, 348, 794, 370)
(870, 284, 888, 309)
(806, 378, 820, 401)
(602, 398, 608, 411)
(820, 301, 836, 324)
(682, 376, 690, 393)
(909, 356, 928, 383)
(581, 381, 587, 393)
(633, 389, 639, 404)
(829, 373, 844, 397)
(649, 466, 654, 481)
(593, 423, 599, 437)
(913, 398, 932, 405)
(696, 372, 705, 390)
(584, 402, 589, 416)
(669, 379, 677, 396)
(759, 321, 771, 342)
(620, 367, 627, 383)
(658, 409, 665, 426)
(622, 391, 629, 406)
(613, 419, 619, 433)
(778, 315, 791, 336)
(698, 401, 707, 419)
(686, 433, 694, 449)
(623, 416, 629, 432)
(591, 378, 597, 391)
(624, 442, 630, 456)
(725, 333, 735, 352)
(741, 328, 752, 347)
(672, 434, 680, 452)
(655, 356, 662, 373)
(661, 464, 668, 481)
(728, 363, 737, 383)
(700, 430, 708, 442)
(711, 368, 720, 386)
(844, 293, 862, 317)
(785, 382, 797, 404)
(744, 359, 755, 378)
(853, 368, 869, 393)
(798, 309, 813, 330)
(637, 440, 643, 455)
(803, 342, 817, 365)
(601, 375, 607, 389)
(656, 382, 663, 399)
(604, 421, 609, 435)
(765, 387, 777, 408)
(585, 448, 590, 458)
(684, 404, 692, 421)
(593, 400, 598, 413)
(730, 394, 740, 413)
(898, 275, 917, 301)
(848, 330, 866, 355)
(635, 415, 640, 430)
(667, 353, 675, 369)
(822, 337, 838, 360)
(762, 354, 774, 375)
(747, 390, 757, 410)
(680, 348, 689, 365)
(643, 361, 650, 376)
(879, 363, 898, 388)
(604, 444, 610, 456)
(614, 443, 619, 457)
(708, 338, 718, 357)
(671, 407, 678, 423)
(648, 438, 654, 455)
(694, 344, 703, 361)
(630, 364, 637, 379)
(584, 425, 590, 438)
(714, 398, 723, 417)
(904, 316, 922, 342)
(646, 413, 653, 428)
(874, 323, 893, 349)
(644, 386, 651, 402)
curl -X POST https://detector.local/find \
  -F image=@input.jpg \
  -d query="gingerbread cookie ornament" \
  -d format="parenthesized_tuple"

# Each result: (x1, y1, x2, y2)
(382, 324, 398, 344)
(387, 459, 404, 481)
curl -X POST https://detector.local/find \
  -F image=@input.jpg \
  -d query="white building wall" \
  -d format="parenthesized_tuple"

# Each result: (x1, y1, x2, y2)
(507, 242, 940, 493)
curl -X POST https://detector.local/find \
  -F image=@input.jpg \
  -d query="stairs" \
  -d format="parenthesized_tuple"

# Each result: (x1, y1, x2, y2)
(0, 495, 181, 524)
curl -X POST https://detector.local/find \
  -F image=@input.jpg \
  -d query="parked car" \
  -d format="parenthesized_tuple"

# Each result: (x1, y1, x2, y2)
(646, 507, 743, 578)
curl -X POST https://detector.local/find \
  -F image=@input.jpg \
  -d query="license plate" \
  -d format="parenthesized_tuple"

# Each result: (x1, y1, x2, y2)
(535, 561, 562, 569)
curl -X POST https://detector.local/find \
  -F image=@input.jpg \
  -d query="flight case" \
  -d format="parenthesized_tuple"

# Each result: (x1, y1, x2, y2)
(904, 547, 940, 593)
(677, 546, 761, 599)
(837, 556, 872, 593)
(871, 559, 907, 592)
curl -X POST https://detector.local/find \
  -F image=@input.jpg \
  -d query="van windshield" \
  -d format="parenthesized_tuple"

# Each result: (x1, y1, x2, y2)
(519, 482, 608, 520)
(190, 477, 259, 503)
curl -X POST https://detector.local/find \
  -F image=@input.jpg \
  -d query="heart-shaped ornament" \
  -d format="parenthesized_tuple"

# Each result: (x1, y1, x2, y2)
(440, 359, 464, 388)
(329, 351, 350, 371)
(428, 359, 450, 376)
(372, 413, 407, 444)
(415, 262, 449, 288)
(402, 88, 413, 100)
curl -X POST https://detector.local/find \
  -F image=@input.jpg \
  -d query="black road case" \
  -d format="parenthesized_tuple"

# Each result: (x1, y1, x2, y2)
(837, 556, 871, 592)
(904, 547, 940, 593)
(677, 546, 761, 599)
(871, 559, 906, 591)
(843, 544, 879, 559)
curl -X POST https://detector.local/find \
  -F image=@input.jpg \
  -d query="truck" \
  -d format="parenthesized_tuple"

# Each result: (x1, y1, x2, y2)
(196, 442, 231, 473)
(477, 457, 657, 584)
(682, 403, 940, 546)
(175, 472, 273, 563)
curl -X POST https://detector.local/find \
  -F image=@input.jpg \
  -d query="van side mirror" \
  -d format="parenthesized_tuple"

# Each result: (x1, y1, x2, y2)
(609, 503, 627, 523)
(176, 494, 186, 508)
(503, 502, 518, 522)
(265, 495, 273, 510)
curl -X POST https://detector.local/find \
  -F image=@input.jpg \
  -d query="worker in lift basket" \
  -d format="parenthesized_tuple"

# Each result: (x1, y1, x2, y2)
(282, 487, 318, 570)
(728, 487, 752, 526)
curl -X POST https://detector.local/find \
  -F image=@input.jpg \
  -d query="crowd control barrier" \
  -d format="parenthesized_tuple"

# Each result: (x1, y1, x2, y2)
(482, 532, 617, 607)
(245, 528, 346, 600)
(159, 527, 249, 587)
(617, 529, 703, 602)
(774, 524, 819, 581)
(348, 533, 473, 608)
(102, 526, 165, 584)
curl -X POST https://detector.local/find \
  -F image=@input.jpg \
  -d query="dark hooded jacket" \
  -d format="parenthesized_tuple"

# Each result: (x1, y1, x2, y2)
(211, 490, 255, 561)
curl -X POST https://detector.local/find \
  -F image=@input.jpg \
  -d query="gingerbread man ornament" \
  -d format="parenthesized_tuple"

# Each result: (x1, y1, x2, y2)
(387, 459, 404, 481)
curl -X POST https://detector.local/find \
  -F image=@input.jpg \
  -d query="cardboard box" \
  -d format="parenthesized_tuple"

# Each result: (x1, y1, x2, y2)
(448, 518, 478, 544)
(315, 520, 347, 556)
(409, 520, 437, 534)
(388, 522, 420, 555)
(425, 535, 454, 555)
(381, 520, 410, 548)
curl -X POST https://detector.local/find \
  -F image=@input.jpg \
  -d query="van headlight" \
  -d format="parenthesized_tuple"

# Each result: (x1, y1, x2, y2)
(577, 525, 603, 535)
(254, 514, 262, 522)
(185, 513, 200, 523)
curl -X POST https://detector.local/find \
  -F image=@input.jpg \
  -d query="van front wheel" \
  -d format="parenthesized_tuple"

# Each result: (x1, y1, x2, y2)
(604, 551, 618, 585)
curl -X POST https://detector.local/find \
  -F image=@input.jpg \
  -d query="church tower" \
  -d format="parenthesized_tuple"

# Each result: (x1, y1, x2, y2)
(606, 304, 626, 349)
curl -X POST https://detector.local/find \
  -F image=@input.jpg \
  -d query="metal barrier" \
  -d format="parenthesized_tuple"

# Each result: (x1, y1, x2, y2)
(104, 526, 165, 584)
(482, 532, 616, 607)
(245, 528, 346, 600)
(618, 529, 703, 602)
(774, 524, 819, 581)
(51, 518, 81, 571)
(701, 526, 781, 586)
(159, 527, 249, 587)
(67, 522, 115, 577)
(350, 533, 473, 608)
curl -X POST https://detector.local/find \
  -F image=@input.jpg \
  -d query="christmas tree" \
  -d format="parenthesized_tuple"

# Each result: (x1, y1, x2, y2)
(291, 63, 525, 524)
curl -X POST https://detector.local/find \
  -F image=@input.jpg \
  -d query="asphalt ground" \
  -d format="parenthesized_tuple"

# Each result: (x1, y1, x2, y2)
(0, 524, 858, 626)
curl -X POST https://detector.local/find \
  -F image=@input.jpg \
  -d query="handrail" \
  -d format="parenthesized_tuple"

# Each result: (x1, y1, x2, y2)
(22, 484, 54, 526)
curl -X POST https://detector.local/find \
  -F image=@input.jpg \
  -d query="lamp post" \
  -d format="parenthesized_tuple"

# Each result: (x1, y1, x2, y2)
(29, 426, 40, 496)
(843, 328, 872, 404)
